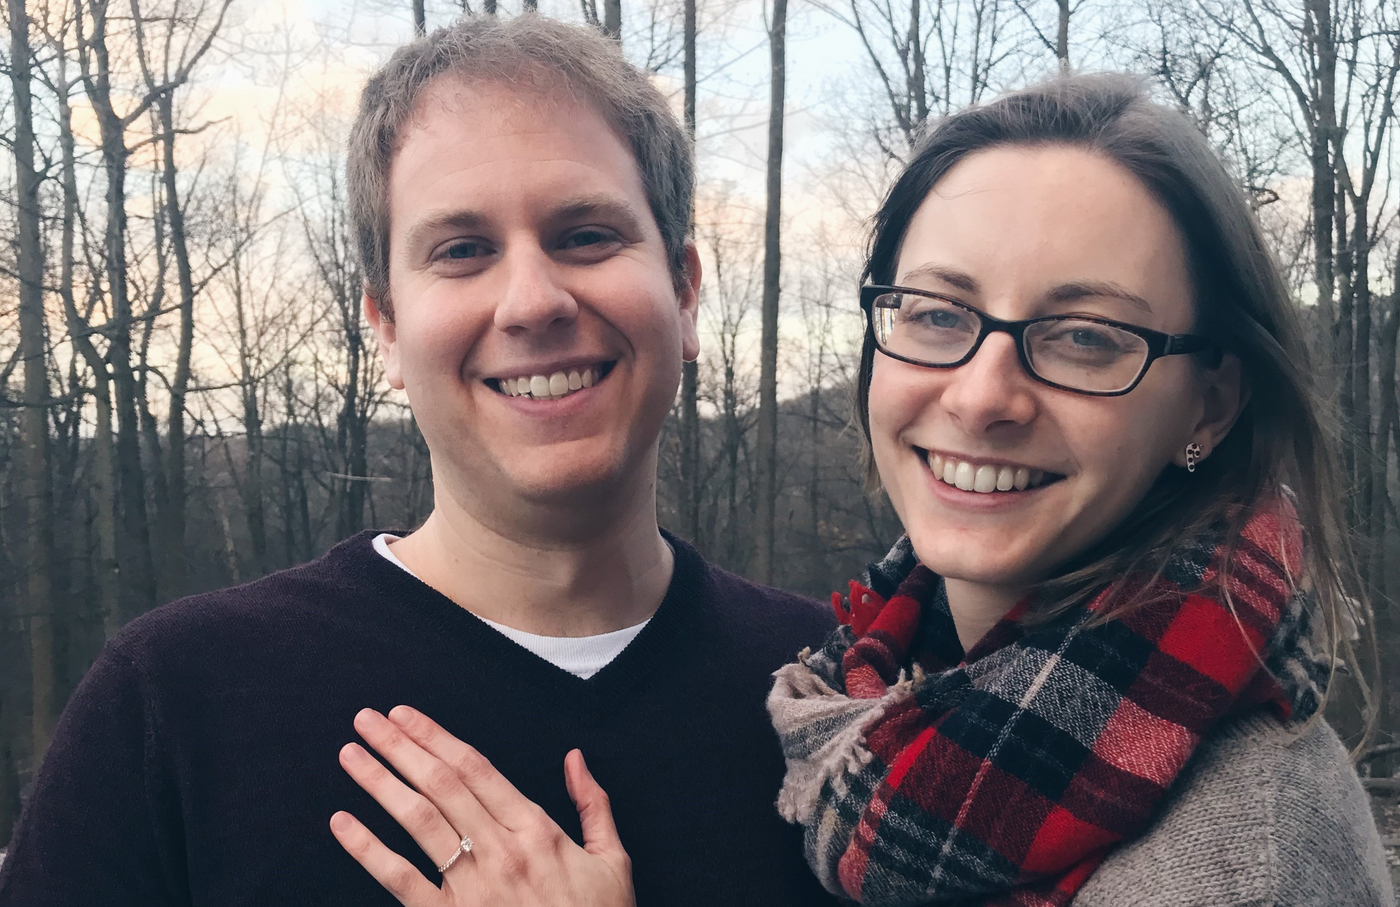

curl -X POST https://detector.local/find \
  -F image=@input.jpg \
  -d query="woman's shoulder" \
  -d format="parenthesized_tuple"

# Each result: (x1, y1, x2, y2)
(1073, 710, 1394, 907)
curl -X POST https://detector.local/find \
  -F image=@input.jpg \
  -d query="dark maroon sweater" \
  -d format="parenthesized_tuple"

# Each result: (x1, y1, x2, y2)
(0, 531, 839, 907)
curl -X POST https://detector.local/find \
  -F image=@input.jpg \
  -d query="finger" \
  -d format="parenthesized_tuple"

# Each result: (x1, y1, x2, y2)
(564, 749, 626, 861)
(355, 708, 499, 843)
(339, 740, 468, 874)
(330, 811, 448, 907)
(388, 705, 544, 831)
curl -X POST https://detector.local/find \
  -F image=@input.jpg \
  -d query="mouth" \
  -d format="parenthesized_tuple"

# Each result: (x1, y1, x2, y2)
(486, 362, 616, 402)
(920, 449, 1064, 494)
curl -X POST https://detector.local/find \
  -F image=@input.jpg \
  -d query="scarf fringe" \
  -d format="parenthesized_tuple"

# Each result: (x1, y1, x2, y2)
(771, 659, 922, 824)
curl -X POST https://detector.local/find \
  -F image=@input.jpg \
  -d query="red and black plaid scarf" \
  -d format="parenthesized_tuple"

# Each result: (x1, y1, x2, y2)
(767, 494, 1327, 906)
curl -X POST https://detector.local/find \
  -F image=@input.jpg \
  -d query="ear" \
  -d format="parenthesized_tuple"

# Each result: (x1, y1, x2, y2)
(678, 241, 702, 363)
(364, 293, 405, 391)
(1174, 352, 1248, 468)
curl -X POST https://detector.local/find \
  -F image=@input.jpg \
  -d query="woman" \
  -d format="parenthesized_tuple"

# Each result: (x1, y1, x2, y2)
(330, 74, 1390, 905)
(763, 72, 1391, 906)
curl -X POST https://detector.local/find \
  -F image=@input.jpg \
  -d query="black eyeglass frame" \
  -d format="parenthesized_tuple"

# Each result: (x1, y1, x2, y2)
(860, 284, 1223, 397)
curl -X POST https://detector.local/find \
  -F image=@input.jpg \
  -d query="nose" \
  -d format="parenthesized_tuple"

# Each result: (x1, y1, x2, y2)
(492, 245, 579, 334)
(937, 332, 1039, 433)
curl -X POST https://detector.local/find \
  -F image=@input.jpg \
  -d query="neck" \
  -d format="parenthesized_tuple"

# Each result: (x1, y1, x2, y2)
(390, 471, 673, 638)
(942, 577, 1023, 653)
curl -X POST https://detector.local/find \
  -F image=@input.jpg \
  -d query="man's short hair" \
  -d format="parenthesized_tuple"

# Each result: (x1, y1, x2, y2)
(347, 15, 695, 318)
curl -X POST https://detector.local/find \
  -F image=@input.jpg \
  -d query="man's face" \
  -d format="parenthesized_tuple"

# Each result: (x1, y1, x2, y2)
(369, 78, 700, 518)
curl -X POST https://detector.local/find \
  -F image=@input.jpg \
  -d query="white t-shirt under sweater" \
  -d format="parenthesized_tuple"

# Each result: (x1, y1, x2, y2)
(372, 533, 648, 680)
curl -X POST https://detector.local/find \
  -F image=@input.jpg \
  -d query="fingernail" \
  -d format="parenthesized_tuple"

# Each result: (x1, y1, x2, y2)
(387, 705, 417, 725)
(330, 812, 353, 834)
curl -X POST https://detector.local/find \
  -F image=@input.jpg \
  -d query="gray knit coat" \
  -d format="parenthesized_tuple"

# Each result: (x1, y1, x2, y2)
(1074, 711, 1393, 906)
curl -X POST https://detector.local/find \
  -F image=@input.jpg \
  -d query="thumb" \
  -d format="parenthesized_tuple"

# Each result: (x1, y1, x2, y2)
(564, 749, 626, 862)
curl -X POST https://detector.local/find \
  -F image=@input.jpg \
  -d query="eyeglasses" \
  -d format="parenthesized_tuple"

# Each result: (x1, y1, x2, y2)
(861, 285, 1221, 396)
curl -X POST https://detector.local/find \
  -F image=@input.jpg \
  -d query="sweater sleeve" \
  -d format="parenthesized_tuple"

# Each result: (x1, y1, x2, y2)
(1073, 712, 1393, 907)
(0, 643, 186, 907)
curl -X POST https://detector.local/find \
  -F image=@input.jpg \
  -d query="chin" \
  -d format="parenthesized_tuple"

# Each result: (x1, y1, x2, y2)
(907, 527, 1048, 588)
(508, 457, 635, 504)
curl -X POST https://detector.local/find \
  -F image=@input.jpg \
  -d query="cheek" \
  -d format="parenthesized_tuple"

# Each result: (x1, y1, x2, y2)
(1061, 386, 1194, 491)
(866, 362, 907, 462)
(866, 360, 939, 496)
(400, 295, 490, 374)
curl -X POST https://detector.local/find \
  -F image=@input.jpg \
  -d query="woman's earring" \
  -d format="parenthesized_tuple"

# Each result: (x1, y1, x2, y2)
(1185, 442, 1203, 474)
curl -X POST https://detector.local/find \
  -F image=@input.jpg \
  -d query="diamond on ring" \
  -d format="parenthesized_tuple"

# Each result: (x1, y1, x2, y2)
(437, 835, 474, 874)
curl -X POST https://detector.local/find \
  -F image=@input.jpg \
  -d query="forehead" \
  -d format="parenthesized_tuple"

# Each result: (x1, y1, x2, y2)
(387, 76, 648, 230)
(895, 145, 1193, 318)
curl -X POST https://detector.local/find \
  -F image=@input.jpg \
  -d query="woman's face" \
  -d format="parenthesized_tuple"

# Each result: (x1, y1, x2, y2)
(870, 144, 1242, 595)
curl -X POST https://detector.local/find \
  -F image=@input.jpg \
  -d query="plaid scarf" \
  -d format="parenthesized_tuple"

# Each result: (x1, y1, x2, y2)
(767, 495, 1328, 906)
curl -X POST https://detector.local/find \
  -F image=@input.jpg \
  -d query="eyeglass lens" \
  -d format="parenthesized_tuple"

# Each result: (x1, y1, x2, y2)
(871, 292, 1151, 394)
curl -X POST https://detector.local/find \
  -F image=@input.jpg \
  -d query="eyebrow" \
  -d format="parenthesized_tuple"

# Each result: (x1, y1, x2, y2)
(550, 194, 646, 235)
(899, 263, 980, 293)
(401, 194, 646, 255)
(1044, 280, 1155, 314)
(403, 210, 488, 255)
(898, 263, 1154, 314)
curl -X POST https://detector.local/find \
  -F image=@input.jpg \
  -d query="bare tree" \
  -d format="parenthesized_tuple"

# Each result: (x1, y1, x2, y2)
(8, 0, 58, 767)
(605, 0, 622, 40)
(1013, 0, 1073, 70)
(74, 0, 230, 622)
(695, 192, 763, 569)
(677, 0, 701, 544)
(822, 0, 1022, 158)
(754, 0, 787, 582)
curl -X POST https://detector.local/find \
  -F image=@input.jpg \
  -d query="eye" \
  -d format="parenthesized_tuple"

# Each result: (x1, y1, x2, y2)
(439, 240, 489, 260)
(559, 227, 622, 253)
(1068, 327, 1115, 348)
(922, 308, 967, 329)
(901, 299, 974, 332)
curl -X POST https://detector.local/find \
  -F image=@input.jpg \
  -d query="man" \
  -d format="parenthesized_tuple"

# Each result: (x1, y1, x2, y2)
(0, 16, 837, 907)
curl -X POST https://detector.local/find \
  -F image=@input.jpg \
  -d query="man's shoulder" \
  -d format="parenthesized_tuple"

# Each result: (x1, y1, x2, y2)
(107, 531, 387, 668)
(678, 544, 836, 649)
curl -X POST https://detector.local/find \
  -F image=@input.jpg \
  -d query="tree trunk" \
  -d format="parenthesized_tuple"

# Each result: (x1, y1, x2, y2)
(55, 46, 121, 636)
(909, 0, 927, 127)
(82, 0, 158, 623)
(753, 0, 786, 583)
(157, 90, 196, 601)
(336, 307, 369, 539)
(1349, 196, 1375, 587)
(678, 0, 700, 544)
(1303, 0, 1338, 326)
(603, 0, 621, 41)
(808, 384, 824, 587)
(1056, 0, 1070, 71)
(232, 253, 269, 575)
(413, 0, 426, 35)
(10, 0, 58, 767)
(1335, 181, 1355, 520)
(1375, 247, 1400, 600)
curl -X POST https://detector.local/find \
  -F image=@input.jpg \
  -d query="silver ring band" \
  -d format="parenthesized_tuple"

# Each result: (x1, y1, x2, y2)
(437, 835, 473, 874)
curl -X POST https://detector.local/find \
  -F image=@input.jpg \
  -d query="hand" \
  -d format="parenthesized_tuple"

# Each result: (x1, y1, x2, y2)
(330, 706, 635, 907)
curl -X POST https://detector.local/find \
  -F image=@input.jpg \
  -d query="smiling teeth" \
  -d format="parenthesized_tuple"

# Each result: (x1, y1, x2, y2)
(502, 367, 600, 400)
(929, 453, 1045, 493)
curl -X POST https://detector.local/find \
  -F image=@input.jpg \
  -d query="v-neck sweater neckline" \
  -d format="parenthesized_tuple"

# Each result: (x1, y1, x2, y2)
(334, 528, 704, 701)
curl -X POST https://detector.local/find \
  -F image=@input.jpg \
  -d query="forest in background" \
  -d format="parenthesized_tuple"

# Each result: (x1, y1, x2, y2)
(2, 0, 1400, 845)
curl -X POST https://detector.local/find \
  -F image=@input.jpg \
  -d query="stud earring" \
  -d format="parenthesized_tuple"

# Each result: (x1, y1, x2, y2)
(1185, 442, 1203, 474)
